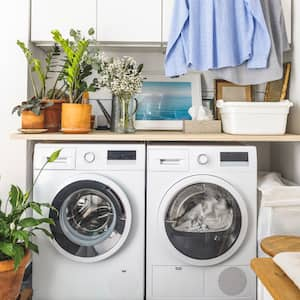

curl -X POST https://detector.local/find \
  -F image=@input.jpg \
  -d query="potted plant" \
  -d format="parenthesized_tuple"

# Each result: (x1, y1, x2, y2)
(0, 150, 60, 299)
(93, 54, 143, 133)
(16, 41, 67, 132)
(51, 28, 99, 134)
(12, 97, 53, 130)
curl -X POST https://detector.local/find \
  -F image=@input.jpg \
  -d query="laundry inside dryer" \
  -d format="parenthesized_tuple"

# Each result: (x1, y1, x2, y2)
(167, 183, 234, 233)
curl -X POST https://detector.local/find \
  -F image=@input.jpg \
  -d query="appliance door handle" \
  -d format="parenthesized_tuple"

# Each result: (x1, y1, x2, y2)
(159, 159, 183, 166)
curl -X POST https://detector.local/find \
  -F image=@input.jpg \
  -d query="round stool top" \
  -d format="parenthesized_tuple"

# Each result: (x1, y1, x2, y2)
(261, 235, 300, 257)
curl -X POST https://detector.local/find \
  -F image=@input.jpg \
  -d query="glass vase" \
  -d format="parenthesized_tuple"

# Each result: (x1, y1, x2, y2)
(113, 95, 138, 134)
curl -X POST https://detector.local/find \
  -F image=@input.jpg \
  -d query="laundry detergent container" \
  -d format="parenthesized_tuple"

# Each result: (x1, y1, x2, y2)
(216, 100, 293, 135)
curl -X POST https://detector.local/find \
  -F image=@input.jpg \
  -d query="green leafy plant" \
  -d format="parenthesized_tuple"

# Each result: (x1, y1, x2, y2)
(11, 97, 53, 116)
(0, 150, 61, 269)
(51, 28, 99, 103)
(17, 41, 66, 100)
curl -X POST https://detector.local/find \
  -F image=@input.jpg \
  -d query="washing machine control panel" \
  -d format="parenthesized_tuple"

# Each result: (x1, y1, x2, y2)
(83, 152, 96, 163)
(197, 154, 209, 165)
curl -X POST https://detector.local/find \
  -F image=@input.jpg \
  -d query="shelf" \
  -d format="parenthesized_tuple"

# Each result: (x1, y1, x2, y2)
(10, 131, 300, 142)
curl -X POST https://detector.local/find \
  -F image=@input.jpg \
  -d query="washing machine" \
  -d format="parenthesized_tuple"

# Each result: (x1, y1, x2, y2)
(32, 143, 145, 300)
(147, 145, 257, 300)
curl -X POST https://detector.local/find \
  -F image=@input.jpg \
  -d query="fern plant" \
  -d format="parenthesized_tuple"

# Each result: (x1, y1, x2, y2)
(51, 28, 99, 103)
(0, 150, 61, 269)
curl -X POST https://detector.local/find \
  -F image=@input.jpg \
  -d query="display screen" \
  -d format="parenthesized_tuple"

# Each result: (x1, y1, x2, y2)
(220, 152, 249, 162)
(107, 151, 136, 161)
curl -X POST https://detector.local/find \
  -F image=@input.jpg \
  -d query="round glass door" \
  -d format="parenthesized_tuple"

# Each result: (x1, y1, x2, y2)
(49, 179, 131, 262)
(159, 176, 248, 266)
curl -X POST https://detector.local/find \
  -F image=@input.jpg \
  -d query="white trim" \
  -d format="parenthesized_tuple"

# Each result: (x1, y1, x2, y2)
(43, 173, 132, 263)
(158, 175, 249, 266)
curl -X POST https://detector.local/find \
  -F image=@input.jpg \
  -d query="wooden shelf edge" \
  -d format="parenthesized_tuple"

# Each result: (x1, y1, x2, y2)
(10, 131, 300, 142)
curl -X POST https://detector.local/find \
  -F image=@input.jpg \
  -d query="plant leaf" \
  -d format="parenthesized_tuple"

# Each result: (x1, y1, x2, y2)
(29, 202, 42, 215)
(0, 242, 15, 258)
(28, 241, 39, 254)
(47, 149, 62, 163)
(9, 185, 23, 208)
(12, 230, 30, 248)
(32, 227, 53, 239)
(13, 245, 25, 270)
(19, 217, 54, 228)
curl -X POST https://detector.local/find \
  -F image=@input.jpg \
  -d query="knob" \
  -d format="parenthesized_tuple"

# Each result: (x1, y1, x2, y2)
(84, 152, 95, 163)
(198, 154, 209, 165)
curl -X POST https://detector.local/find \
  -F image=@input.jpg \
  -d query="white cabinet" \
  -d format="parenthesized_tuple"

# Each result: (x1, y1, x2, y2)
(97, 0, 161, 44)
(31, 0, 97, 42)
(162, 0, 174, 43)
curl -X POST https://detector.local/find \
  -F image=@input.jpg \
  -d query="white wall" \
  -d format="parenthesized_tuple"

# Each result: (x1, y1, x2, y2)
(0, 1, 29, 201)
(272, 0, 300, 183)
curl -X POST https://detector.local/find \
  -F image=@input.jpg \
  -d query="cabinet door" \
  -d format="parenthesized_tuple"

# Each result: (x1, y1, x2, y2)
(31, 0, 97, 42)
(98, 0, 161, 44)
(163, 0, 174, 43)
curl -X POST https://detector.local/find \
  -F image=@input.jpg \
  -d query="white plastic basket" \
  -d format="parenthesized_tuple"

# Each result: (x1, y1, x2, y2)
(258, 173, 300, 255)
(216, 100, 293, 135)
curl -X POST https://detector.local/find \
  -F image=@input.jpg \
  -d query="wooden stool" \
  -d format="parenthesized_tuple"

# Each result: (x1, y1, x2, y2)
(251, 235, 300, 300)
(261, 235, 300, 257)
(251, 258, 300, 300)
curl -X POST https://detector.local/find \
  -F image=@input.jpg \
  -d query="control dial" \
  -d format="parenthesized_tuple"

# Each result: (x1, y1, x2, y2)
(84, 152, 96, 163)
(198, 154, 209, 165)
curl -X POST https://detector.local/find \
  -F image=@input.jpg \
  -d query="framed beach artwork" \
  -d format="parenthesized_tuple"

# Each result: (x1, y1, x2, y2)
(135, 74, 202, 130)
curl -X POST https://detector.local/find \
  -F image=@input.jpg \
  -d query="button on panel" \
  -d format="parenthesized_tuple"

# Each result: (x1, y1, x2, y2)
(84, 152, 96, 163)
(198, 154, 209, 165)
(76, 149, 104, 170)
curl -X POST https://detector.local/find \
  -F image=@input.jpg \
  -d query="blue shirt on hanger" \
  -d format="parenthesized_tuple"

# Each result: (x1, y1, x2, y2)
(165, 0, 271, 77)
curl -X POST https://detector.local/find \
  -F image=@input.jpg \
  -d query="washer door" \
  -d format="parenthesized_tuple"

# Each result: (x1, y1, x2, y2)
(159, 175, 248, 266)
(49, 176, 131, 263)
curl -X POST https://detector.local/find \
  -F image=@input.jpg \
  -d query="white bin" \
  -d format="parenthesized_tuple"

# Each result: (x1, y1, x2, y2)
(216, 100, 293, 135)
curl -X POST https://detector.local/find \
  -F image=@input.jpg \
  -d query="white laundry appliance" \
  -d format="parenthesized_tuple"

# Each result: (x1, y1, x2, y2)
(32, 143, 145, 300)
(147, 145, 257, 300)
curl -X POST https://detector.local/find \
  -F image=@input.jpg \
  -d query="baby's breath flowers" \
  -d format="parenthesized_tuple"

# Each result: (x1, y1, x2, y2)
(92, 53, 144, 99)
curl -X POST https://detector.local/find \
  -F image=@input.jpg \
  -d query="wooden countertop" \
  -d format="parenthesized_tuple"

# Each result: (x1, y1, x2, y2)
(10, 131, 300, 142)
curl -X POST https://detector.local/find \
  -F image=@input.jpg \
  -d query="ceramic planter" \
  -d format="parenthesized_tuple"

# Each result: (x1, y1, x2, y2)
(21, 111, 45, 129)
(42, 99, 65, 132)
(0, 250, 30, 300)
(61, 103, 92, 134)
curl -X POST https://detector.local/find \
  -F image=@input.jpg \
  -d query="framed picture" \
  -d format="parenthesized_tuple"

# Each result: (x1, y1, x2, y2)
(135, 74, 202, 130)
(215, 80, 253, 119)
(264, 63, 291, 102)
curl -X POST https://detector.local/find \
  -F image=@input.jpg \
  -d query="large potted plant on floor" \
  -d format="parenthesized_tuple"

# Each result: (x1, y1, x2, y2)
(0, 150, 60, 300)
(16, 41, 67, 132)
(51, 28, 99, 134)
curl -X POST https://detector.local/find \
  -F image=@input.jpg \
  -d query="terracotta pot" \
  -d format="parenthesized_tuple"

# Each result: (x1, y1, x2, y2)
(0, 250, 31, 300)
(21, 111, 45, 129)
(61, 103, 92, 134)
(91, 115, 95, 130)
(42, 99, 65, 132)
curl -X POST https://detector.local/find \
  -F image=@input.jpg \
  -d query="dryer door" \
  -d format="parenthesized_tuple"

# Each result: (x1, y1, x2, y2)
(49, 176, 131, 263)
(159, 175, 248, 266)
